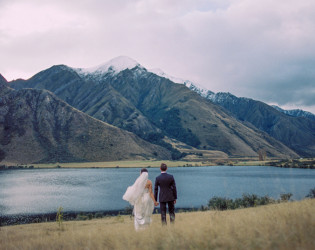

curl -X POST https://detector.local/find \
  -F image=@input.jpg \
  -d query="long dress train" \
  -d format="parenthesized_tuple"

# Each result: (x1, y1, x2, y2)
(123, 172, 154, 231)
(133, 187, 154, 230)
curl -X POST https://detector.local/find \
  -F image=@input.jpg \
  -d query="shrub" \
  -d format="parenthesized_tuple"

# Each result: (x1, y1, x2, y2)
(208, 197, 234, 210)
(258, 195, 276, 205)
(306, 188, 315, 198)
(95, 213, 103, 218)
(56, 206, 64, 230)
(242, 194, 259, 207)
(76, 214, 88, 220)
(200, 205, 209, 211)
(280, 193, 293, 202)
(124, 205, 133, 217)
(32, 218, 41, 223)
(208, 194, 275, 211)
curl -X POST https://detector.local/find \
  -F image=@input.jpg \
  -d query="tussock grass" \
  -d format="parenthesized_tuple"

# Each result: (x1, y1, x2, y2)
(1, 199, 314, 249)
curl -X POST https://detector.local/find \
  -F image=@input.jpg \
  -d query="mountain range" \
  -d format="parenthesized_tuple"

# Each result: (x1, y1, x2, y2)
(2, 56, 314, 163)
(180, 81, 315, 157)
(0, 77, 171, 163)
(271, 105, 315, 121)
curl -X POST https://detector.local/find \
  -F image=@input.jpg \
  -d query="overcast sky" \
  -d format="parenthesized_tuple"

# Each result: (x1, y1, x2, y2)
(1, 0, 315, 113)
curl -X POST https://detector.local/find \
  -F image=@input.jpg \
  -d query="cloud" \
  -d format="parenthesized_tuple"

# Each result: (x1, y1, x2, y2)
(0, 0, 314, 113)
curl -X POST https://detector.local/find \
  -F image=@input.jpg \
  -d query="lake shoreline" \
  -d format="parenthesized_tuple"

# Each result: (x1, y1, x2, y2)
(2, 195, 314, 226)
(0, 207, 202, 226)
(1, 165, 314, 225)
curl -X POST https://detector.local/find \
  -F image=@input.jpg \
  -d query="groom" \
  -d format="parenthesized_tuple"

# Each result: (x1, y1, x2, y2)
(154, 163, 177, 224)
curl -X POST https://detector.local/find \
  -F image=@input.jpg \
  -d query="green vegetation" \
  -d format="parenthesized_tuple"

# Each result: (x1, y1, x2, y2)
(94, 212, 104, 219)
(56, 206, 64, 230)
(231, 158, 315, 169)
(161, 108, 200, 147)
(280, 193, 293, 202)
(208, 189, 313, 211)
(150, 107, 201, 150)
(266, 159, 315, 169)
(306, 188, 315, 198)
(208, 194, 281, 210)
(142, 132, 187, 160)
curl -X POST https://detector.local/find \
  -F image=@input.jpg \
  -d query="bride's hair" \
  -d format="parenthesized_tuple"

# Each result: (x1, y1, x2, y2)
(141, 168, 148, 174)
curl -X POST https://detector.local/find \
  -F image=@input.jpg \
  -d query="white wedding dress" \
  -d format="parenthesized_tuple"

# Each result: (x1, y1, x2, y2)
(123, 172, 154, 231)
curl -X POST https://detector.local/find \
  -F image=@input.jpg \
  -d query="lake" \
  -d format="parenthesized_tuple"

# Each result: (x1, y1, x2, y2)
(0, 166, 314, 216)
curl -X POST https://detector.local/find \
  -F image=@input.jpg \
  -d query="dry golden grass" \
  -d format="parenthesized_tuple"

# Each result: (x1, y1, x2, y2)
(7, 158, 313, 169)
(22, 160, 205, 169)
(1, 199, 314, 250)
(9, 159, 278, 169)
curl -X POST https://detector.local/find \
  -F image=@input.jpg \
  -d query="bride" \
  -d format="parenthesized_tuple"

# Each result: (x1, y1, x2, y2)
(123, 168, 158, 231)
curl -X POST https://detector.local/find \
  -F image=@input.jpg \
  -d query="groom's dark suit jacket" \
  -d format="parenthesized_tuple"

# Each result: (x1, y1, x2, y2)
(154, 173, 177, 202)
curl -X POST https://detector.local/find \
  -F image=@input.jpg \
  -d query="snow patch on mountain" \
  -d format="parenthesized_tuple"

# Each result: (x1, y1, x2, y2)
(73, 56, 144, 76)
(149, 68, 214, 99)
(71, 56, 314, 120)
(150, 68, 187, 84)
(272, 105, 315, 120)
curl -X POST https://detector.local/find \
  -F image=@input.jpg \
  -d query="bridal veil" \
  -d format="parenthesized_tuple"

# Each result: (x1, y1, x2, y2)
(123, 172, 148, 205)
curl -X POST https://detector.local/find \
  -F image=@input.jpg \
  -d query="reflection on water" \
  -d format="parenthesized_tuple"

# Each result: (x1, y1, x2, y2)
(0, 166, 314, 215)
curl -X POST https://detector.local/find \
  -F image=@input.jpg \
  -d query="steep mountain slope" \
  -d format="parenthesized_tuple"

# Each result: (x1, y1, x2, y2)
(105, 68, 299, 157)
(11, 64, 160, 138)
(0, 84, 171, 164)
(272, 105, 315, 121)
(10, 57, 299, 158)
(0, 74, 7, 85)
(0, 74, 11, 96)
(207, 92, 315, 157)
(157, 72, 314, 157)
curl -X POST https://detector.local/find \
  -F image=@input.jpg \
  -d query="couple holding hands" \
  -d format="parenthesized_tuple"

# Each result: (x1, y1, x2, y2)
(123, 163, 177, 231)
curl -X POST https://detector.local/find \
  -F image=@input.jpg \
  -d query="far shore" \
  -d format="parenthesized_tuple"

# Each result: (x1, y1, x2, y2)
(1, 157, 314, 169)
(1, 160, 206, 169)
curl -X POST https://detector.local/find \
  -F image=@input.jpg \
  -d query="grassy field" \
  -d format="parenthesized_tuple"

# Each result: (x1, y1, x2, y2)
(5, 159, 213, 169)
(1, 199, 314, 250)
(21, 160, 205, 169)
(2, 158, 314, 169)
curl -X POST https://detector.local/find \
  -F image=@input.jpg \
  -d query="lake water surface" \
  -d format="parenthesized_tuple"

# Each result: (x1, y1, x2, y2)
(0, 166, 314, 216)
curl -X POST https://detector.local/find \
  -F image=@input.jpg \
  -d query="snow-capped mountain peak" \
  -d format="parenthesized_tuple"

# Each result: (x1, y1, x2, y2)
(150, 68, 187, 84)
(94, 56, 143, 73)
(73, 56, 144, 76)
(272, 105, 315, 120)
(149, 68, 214, 99)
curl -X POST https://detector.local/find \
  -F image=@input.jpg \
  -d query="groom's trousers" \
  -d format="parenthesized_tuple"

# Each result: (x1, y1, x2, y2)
(160, 201, 175, 224)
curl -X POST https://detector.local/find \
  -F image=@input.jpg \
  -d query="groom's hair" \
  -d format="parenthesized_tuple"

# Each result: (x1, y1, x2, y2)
(160, 163, 167, 171)
(141, 168, 148, 174)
